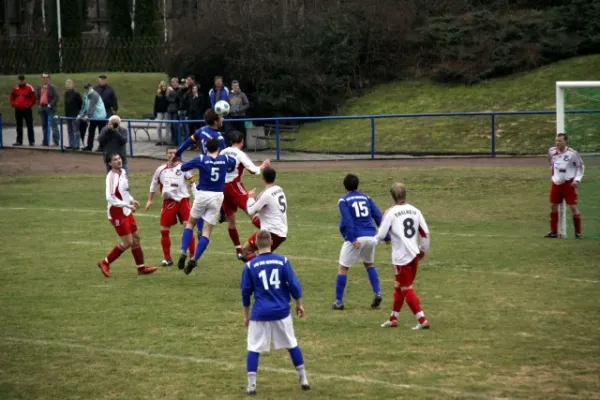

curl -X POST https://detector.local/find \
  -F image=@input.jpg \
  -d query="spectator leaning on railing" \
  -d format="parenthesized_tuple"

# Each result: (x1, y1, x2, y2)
(9, 75, 37, 146)
(154, 81, 169, 146)
(36, 72, 60, 146)
(98, 115, 128, 173)
(63, 79, 83, 150)
(228, 80, 250, 145)
(79, 83, 107, 151)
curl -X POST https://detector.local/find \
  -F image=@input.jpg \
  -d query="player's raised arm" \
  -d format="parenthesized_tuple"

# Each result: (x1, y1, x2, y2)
(181, 155, 203, 172)
(175, 133, 197, 159)
(338, 199, 357, 243)
(418, 212, 431, 256)
(105, 172, 130, 208)
(239, 151, 265, 175)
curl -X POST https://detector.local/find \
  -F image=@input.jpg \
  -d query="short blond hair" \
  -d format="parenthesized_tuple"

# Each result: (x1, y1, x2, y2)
(390, 182, 406, 203)
(256, 230, 272, 251)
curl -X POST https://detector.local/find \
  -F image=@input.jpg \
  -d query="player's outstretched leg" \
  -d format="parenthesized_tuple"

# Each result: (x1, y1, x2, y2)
(332, 265, 347, 310)
(365, 264, 382, 309)
(288, 347, 310, 390)
(227, 215, 243, 256)
(246, 351, 259, 395)
(381, 285, 404, 328)
(98, 242, 127, 278)
(131, 233, 158, 275)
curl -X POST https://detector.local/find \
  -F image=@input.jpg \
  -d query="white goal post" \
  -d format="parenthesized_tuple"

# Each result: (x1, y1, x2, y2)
(555, 81, 600, 238)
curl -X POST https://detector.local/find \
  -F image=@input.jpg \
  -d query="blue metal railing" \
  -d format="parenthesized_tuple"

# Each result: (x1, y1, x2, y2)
(2, 110, 599, 159)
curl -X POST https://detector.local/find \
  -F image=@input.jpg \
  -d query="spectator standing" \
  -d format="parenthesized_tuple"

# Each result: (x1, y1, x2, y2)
(63, 79, 83, 150)
(98, 115, 129, 173)
(167, 77, 181, 145)
(79, 83, 107, 151)
(209, 75, 229, 107)
(9, 75, 37, 146)
(179, 75, 196, 140)
(187, 85, 205, 135)
(94, 75, 118, 151)
(154, 81, 169, 146)
(229, 80, 250, 145)
(36, 73, 60, 146)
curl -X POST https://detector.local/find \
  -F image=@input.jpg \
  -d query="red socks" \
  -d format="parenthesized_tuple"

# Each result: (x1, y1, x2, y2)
(550, 211, 559, 233)
(160, 230, 171, 260)
(252, 216, 261, 229)
(404, 289, 426, 324)
(573, 214, 582, 235)
(189, 236, 196, 257)
(228, 228, 241, 247)
(131, 244, 145, 267)
(390, 288, 405, 320)
(106, 244, 125, 264)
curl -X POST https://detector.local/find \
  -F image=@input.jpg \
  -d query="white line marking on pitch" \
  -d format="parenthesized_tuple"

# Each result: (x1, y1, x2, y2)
(1, 337, 501, 399)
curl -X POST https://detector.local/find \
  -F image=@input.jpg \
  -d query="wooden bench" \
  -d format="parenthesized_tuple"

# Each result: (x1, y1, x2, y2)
(131, 113, 155, 142)
(253, 123, 299, 152)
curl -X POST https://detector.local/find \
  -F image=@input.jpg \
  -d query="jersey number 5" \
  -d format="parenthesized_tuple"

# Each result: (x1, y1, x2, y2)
(210, 167, 219, 182)
(258, 269, 281, 290)
(278, 195, 287, 213)
(351, 201, 369, 218)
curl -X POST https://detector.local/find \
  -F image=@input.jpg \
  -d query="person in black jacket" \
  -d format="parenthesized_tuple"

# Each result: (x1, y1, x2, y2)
(187, 85, 205, 136)
(94, 74, 119, 151)
(64, 79, 83, 150)
(154, 81, 169, 145)
(98, 115, 128, 173)
(167, 77, 181, 145)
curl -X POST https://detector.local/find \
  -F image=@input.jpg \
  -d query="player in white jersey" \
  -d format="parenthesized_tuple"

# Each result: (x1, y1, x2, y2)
(545, 133, 585, 239)
(145, 147, 197, 266)
(240, 167, 288, 262)
(220, 131, 270, 257)
(97, 154, 158, 278)
(376, 183, 430, 330)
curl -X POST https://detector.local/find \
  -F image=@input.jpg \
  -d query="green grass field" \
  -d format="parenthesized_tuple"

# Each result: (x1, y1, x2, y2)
(292, 55, 600, 154)
(0, 72, 167, 125)
(1, 164, 600, 400)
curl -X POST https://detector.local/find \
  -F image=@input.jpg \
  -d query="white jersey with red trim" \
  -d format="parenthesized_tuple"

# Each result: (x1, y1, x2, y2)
(246, 185, 288, 237)
(106, 169, 134, 218)
(548, 146, 584, 185)
(149, 162, 194, 202)
(220, 146, 261, 184)
(376, 203, 430, 266)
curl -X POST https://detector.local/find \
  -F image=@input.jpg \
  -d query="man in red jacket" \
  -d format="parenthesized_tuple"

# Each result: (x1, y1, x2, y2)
(9, 75, 37, 146)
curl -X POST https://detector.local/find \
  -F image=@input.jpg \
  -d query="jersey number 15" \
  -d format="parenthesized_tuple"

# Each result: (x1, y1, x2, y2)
(351, 201, 369, 218)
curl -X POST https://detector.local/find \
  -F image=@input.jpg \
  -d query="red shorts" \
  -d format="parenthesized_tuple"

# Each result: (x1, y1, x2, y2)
(550, 179, 577, 205)
(110, 213, 138, 237)
(248, 231, 286, 252)
(394, 256, 419, 287)
(223, 181, 249, 217)
(160, 198, 191, 227)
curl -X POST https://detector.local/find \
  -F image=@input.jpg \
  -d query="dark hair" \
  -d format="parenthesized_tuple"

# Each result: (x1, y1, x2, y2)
(214, 75, 223, 81)
(557, 133, 568, 141)
(98, 74, 107, 79)
(166, 146, 177, 154)
(106, 152, 121, 164)
(187, 74, 195, 81)
(343, 174, 359, 191)
(230, 131, 244, 144)
(204, 108, 220, 126)
(232, 80, 239, 85)
(206, 138, 220, 153)
(263, 167, 276, 184)
(18, 75, 25, 81)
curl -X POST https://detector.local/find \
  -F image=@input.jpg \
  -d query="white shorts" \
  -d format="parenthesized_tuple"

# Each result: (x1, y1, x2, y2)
(190, 191, 224, 225)
(338, 236, 377, 267)
(247, 315, 298, 353)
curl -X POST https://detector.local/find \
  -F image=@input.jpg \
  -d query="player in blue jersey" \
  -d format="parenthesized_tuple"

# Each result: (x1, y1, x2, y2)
(332, 173, 387, 310)
(241, 230, 310, 396)
(175, 108, 226, 158)
(178, 138, 236, 274)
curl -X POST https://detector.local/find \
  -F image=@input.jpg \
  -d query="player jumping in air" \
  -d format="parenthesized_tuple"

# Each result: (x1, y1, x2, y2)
(376, 183, 430, 330)
(332, 173, 385, 310)
(238, 167, 287, 262)
(145, 147, 197, 266)
(177, 138, 236, 275)
(97, 154, 158, 278)
(220, 131, 270, 257)
(241, 230, 310, 395)
(545, 133, 585, 239)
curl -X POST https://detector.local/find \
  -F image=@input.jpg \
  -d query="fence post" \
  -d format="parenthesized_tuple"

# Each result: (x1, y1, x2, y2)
(275, 119, 281, 161)
(59, 118, 64, 152)
(370, 118, 376, 159)
(177, 121, 181, 146)
(490, 114, 496, 158)
(128, 121, 134, 157)
(0, 113, 3, 148)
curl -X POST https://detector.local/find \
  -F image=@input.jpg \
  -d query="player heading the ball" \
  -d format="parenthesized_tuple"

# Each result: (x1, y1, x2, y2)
(240, 230, 310, 396)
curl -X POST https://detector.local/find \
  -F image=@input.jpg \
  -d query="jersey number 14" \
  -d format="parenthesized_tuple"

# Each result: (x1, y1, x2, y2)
(258, 268, 281, 290)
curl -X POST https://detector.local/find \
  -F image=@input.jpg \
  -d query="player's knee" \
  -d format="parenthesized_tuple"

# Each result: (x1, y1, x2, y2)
(364, 264, 374, 270)
(337, 265, 349, 275)
(551, 204, 559, 212)
(121, 236, 134, 248)
(569, 205, 579, 214)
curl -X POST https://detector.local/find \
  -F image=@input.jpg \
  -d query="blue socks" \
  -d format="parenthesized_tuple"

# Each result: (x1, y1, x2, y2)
(246, 351, 260, 373)
(181, 228, 193, 254)
(335, 274, 347, 303)
(196, 219, 204, 235)
(193, 236, 210, 261)
(367, 267, 381, 296)
(288, 346, 304, 367)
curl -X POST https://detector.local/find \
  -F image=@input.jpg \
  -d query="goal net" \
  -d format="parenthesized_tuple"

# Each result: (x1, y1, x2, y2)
(556, 82, 600, 239)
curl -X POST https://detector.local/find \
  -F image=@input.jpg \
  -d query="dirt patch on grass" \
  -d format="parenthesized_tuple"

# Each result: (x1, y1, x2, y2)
(0, 148, 562, 177)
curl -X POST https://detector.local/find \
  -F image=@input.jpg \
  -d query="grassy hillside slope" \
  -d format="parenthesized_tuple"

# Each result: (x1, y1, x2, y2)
(292, 55, 600, 154)
(0, 73, 167, 125)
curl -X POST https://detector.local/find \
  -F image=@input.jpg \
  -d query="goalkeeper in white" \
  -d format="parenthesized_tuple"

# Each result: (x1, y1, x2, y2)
(376, 183, 430, 330)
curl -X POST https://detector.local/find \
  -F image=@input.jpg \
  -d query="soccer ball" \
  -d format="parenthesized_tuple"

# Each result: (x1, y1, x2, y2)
(214, 100, 230, 116)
